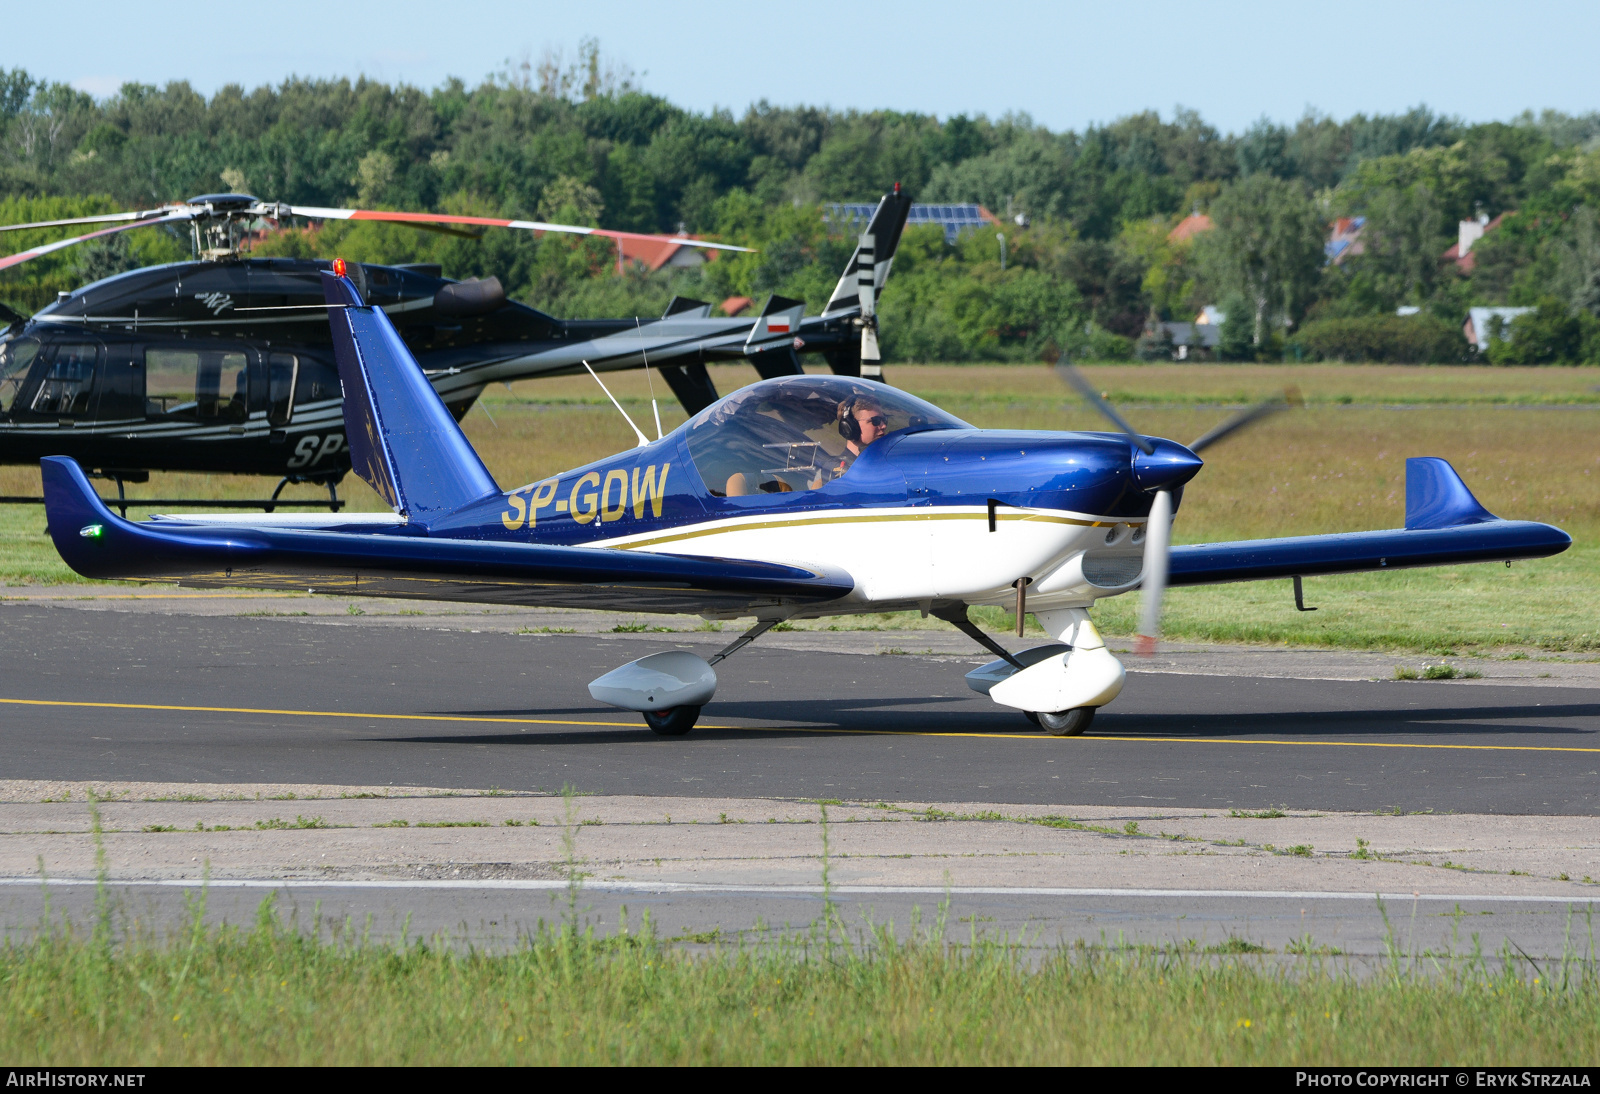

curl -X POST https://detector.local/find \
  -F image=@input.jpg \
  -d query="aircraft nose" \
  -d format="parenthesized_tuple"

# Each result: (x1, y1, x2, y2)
(1132, 438, 1203, 493)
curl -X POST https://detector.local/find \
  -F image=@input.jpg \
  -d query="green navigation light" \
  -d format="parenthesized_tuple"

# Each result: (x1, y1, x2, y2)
(78, 524, 103, 539)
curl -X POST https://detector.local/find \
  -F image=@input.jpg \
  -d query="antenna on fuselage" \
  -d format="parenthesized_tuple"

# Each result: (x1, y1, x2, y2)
(582, 359, 651, 448)
(637, 318, 663, 441)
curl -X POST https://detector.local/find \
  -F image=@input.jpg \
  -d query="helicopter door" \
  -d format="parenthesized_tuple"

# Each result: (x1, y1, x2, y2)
(92, 342, 144, 422)
(28, 342, 102, 419)
(0, 337, 42, 421)
(267, 352, 298, 426)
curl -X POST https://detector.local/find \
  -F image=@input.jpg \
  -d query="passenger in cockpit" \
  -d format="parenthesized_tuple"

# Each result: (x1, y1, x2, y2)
(815, 394, 888, 484)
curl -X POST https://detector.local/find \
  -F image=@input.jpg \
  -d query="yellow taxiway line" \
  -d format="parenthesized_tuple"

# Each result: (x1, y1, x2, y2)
(0, 698, 647, 730)
(2, 592, 307, 600)
(1, 698, 1596, 754)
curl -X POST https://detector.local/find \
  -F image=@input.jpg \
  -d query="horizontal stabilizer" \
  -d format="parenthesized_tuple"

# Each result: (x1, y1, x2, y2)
(40, 457, 853, 614)
(323, 271, 500, 521)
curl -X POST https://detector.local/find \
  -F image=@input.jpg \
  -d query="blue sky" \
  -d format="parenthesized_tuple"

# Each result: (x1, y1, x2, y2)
(9, 0, 1597, 133)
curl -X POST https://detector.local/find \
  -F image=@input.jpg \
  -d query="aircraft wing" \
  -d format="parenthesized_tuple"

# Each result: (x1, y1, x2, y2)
(1169, 458, 1569, 586)
(40, 457, 854, 615)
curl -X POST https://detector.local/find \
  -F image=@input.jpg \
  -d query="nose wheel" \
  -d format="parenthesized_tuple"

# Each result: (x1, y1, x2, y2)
(644, 706, 702, 736)
(1025, 708, 1096, 736)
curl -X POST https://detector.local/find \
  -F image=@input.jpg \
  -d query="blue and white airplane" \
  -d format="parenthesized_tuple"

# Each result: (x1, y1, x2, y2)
(41, 268, 1572, 736)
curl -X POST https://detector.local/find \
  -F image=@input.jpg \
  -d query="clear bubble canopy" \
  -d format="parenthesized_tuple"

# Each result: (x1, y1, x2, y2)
(685, 375, 968, 497)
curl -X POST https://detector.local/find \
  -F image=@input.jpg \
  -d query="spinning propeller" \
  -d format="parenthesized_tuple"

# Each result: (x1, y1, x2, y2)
(0, 193, 753, 271)
(1053, 358, 1301, 655)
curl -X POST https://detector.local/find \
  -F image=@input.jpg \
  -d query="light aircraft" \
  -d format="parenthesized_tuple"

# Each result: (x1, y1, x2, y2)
(40, 267, 1572, 735)
(1, 190, 909, 508)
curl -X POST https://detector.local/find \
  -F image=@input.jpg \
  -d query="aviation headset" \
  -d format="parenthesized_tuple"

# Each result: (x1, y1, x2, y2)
(836, 395, 886, 443)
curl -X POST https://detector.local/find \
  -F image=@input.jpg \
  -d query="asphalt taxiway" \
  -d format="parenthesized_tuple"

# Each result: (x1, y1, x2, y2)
(1, 594, 1596, 953)
(0, 600, 1597, 813)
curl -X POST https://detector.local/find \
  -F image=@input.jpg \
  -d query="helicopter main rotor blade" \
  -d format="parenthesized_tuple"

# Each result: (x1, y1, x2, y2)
(1186, 386, 1303, 455)
(1053, 360, 1154, 455)
(0, 210, 165, 234)
(0, 212, 193, 273)
(285, 206, 755, 254)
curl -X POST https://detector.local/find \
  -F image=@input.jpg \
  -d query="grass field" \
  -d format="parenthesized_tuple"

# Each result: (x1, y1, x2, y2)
(2, 363, 1595, 652)
(8, 893, 1599, 1066)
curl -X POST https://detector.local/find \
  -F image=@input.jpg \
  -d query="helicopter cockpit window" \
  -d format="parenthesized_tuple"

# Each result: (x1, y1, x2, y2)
(145, 348, 249, 422)
(685, 376, 967, 498)
(30, 344, 99, 417)
(0, 337, 40, 414)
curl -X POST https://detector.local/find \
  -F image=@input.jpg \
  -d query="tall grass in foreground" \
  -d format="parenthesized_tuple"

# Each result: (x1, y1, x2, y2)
(4, 896, 1599, 1065)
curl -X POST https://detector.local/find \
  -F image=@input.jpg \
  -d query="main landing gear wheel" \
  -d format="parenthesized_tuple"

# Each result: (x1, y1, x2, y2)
(1034, 708, 1095, 736)
(644, 706, 701, 736)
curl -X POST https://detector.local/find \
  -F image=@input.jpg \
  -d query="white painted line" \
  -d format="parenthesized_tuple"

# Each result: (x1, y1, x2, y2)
(1, 878, 1595, 903)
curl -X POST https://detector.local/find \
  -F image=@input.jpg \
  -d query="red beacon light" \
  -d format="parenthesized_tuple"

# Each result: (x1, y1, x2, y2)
(332, 257, 347, 278)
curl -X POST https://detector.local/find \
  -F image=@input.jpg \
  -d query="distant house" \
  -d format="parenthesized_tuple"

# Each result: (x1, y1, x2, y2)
(1326, 217, 1366, 264)
(1167, 212, 1213, 244)
(721, 296, 752, 318)
(618, 233, 714, 272)
(1161, 305, 1224, 360)
(1441, 214, 1508, 273)
(1463, 306, 1534, 351)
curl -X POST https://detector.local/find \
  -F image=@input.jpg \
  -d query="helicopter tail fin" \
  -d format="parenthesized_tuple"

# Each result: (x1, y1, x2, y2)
(322, 270, 500, 521)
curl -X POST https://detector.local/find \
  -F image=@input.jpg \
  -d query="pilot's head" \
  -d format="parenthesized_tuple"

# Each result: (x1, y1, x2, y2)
(837, 394, 888, 453)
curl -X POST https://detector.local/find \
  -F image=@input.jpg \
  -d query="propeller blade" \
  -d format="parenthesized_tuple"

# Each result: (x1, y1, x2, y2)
(0, 212, 191, 273)
(1186, 387, 1303, 455)
(1134, 488, 1172, 656)
(1053, 360, 1154, 455)
(0, 210, 159, 234)
(285, 206, 753, 253)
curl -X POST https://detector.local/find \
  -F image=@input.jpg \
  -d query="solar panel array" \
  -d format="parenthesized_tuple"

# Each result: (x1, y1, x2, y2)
(826, 203, 996, 244)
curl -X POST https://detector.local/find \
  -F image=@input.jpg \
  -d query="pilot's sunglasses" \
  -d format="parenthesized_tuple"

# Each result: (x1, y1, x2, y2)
(863, 415, 888, 427)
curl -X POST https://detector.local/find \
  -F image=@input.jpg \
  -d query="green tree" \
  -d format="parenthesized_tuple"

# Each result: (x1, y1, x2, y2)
(1487, 299, 1584, 364)
(1197, 176, 1326, 344)
(1348, 181, 1442, 307)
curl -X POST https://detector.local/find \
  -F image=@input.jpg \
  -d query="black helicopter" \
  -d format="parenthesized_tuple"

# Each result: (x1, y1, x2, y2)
(0, 190, 909, 510)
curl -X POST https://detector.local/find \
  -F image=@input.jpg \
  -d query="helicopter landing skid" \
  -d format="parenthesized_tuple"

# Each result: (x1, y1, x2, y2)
(268, 475, 344, 515)
(1, 474, 347, 517)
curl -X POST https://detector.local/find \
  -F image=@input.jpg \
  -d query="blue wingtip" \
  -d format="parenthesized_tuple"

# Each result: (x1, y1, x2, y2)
(1405, 457, 1497, 529)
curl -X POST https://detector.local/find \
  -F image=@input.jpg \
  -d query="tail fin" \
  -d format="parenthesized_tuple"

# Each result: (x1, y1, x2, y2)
(322, 271, 500, 520)
(744, 294, 807, 378)
(821, 188, 913, 319)
(1405, 457, 1497, 529)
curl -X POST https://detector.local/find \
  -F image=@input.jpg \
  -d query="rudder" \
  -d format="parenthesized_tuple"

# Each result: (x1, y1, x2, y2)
(322, 271, 500, 521)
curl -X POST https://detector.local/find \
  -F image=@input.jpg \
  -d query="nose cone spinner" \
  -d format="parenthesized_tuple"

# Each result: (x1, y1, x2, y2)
(1132, 438, 1204, 494)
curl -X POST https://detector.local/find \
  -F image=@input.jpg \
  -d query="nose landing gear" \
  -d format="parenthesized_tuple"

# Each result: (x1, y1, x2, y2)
(1031, 707, 1096, 736)
(643, 706, 702, 736)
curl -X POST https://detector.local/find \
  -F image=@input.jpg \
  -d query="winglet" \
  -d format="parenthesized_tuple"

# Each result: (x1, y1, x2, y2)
(322, 270, 500, 520)
(41, 456, 120, 579)
(1405, 457, 1497, 529)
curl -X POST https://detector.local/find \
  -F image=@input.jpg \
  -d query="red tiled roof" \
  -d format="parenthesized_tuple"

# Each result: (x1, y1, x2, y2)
(721, 296, 752, 317)
(1168, 213, 1214, 243)
(618, 234, 707, 272)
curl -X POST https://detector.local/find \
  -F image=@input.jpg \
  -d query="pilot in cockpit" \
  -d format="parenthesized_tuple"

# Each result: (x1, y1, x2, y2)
(813, 393, 888, 485)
